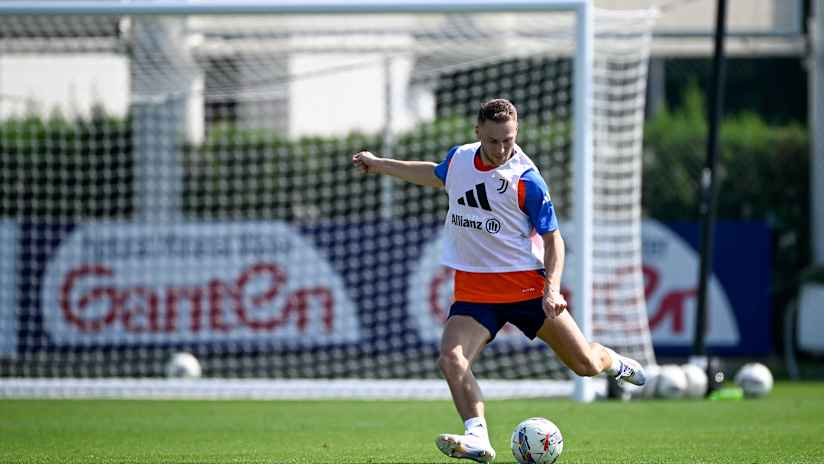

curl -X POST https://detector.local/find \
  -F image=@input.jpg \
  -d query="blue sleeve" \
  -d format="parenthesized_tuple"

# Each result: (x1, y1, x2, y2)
(520, 169, 559, 235)
(434, 145, 459, 183)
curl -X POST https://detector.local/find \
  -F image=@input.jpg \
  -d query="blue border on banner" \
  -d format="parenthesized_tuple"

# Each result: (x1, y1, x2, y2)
(655, 221, 772, 356)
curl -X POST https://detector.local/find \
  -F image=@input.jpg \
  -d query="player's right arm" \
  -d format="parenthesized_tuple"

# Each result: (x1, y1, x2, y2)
(352, 150, 443, 188)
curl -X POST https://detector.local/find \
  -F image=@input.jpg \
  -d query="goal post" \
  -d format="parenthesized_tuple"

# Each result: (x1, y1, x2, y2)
(0, 0, 656, 402)
(571, 0, 595, 403)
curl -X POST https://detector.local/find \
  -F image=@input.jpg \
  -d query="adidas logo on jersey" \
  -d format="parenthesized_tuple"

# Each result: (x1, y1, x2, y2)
(457, 183, 492, 211)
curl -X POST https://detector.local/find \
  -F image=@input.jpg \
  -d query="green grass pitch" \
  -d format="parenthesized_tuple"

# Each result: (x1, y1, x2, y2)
(2, 382, 823, 463)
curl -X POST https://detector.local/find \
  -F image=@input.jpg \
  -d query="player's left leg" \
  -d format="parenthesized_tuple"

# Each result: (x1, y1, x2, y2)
(535, 310, 646, 386)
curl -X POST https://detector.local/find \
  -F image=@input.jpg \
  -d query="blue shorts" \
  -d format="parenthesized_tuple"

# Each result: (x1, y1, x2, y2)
(448, 298, 546, 341)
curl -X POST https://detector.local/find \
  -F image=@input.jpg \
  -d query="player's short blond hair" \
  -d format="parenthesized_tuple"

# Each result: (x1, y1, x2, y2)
(477, 99, 518, 124)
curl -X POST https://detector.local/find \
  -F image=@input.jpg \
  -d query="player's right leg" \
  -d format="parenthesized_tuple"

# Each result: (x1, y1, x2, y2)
(535, 310, 646, 386)
(435, 314, 497, 462)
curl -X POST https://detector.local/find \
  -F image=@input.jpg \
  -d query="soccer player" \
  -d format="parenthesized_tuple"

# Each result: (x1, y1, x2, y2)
(352, 99, 645, 463)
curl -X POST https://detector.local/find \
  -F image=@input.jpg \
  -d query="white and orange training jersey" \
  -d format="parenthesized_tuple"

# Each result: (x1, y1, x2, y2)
(433, 142, 559, 303)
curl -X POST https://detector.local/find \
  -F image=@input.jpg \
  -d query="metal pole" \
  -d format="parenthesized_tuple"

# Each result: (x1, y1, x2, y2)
(572, 0, 594, 403)
(812, 0, 824, 264)
(692, 0, 728, 364)
(131, 17, 196, 222)
(381, 55, 395, 220)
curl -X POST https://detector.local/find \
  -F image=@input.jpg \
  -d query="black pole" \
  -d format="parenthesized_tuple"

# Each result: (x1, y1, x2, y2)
(693, 0, 728, 360)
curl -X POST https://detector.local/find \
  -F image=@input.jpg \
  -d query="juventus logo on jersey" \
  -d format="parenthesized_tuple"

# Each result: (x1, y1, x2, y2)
(496, 178, 509, 194)
(457, 183, 492, 211)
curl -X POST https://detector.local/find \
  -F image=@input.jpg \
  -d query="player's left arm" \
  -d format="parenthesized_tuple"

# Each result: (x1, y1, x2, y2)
(520, 169, 567, 318)
(541, 229, 567, 319)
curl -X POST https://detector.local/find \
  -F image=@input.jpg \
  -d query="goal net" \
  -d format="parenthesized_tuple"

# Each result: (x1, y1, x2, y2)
(0, 1, 656, 399)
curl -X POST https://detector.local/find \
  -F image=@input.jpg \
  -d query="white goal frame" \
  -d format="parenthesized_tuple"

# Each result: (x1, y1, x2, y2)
(0, 0, 596, 402)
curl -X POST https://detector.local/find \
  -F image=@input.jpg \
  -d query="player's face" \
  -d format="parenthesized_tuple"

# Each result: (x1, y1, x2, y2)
(475, 119, 517, 167)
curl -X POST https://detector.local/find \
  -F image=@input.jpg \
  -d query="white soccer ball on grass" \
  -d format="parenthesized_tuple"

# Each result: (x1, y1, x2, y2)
(681, 363, 709, 398)
(655, 364, 687, 399)
(165, 352, 202, 379)
(734, 362, 773, 398)
(511, 417, 564, 464)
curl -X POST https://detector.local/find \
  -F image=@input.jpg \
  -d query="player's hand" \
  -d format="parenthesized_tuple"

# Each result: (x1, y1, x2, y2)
(352, 150, 381, 174)
(542, 286, 567, 319)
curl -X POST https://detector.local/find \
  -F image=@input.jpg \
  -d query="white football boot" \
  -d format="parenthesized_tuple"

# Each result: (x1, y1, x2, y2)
(435, 433, 496, 463)
(607, 348, 647, 387)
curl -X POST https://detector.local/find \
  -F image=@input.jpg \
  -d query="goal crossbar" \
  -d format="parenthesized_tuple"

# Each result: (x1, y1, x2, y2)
(0, 0, 589, 16)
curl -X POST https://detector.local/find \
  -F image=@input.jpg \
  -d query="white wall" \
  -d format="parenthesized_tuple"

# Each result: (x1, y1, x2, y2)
(0, 54, 129, 120)
(288, 53, 433, 138)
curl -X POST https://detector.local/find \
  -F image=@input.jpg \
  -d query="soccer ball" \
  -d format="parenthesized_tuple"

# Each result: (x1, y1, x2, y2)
(165, 352, 202, 379)
(655, 364, 687, 399)
(734, 362, 773, 398)
(511, 417, 563, 464)
(680, 363, 709, 398)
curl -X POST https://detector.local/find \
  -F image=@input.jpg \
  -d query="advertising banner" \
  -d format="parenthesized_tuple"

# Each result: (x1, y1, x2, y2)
(13, 219, 770, 356)
(39, 221, 359, 346)
(656, 221, 771, 355)
(642, 221, 739, 350)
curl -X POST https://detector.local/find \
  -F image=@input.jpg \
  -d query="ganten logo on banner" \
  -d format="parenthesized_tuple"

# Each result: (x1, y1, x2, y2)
(41, 221, 359, 346)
